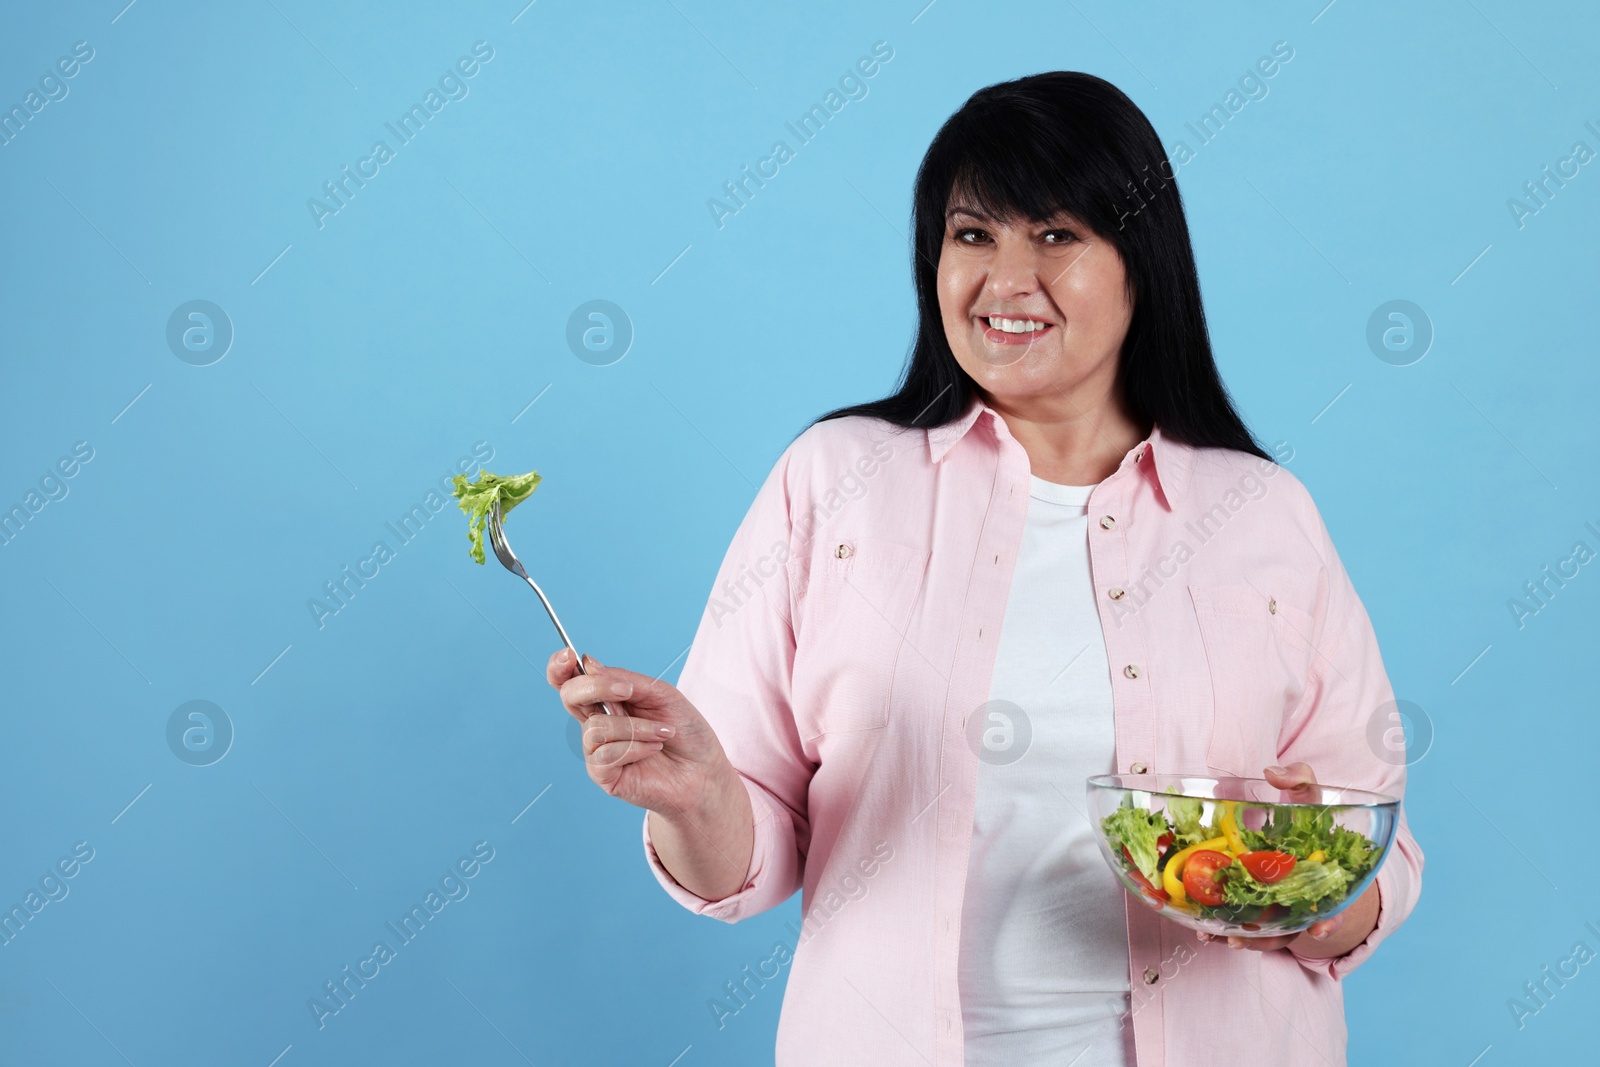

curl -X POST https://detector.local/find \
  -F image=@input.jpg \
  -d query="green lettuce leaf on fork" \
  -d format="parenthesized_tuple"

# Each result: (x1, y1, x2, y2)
(451, 469, 542, 564)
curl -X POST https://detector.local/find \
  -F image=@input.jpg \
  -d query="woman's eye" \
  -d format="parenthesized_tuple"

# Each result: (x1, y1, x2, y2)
(953, 228, 990, 244)
(1042, 229, 1077, 244)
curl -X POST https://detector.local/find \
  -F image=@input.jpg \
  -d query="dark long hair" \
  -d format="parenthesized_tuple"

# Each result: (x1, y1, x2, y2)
(810, 71, 1270, 462)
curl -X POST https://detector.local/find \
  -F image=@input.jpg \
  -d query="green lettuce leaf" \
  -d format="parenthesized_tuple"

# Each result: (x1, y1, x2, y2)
(1216, 804, 1382, 921)
(1165, 794, 1208, 848)
(1250, 804, 1381, 881)
(451, 469, 542, 564)
(1102, 802, 1172, 883)
(1222, 858, 1353, 911)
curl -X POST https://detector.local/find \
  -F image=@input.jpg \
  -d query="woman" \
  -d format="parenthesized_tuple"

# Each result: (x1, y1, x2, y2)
(545, 72, 1422, 1066)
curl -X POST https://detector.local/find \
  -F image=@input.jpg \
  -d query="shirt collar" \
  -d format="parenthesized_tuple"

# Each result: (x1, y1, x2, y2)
(925, 393, 1193, 509)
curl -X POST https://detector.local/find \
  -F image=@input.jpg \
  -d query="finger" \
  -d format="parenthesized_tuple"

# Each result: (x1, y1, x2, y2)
(1263, 761, 1321, 801)
(588, 738, 663, 770)
(1227, 934, 1296, 951)
(561, 656, 632, 713)
(1263, 761, 1316, 786)
(546, 647, 580, 688)
(579, 657, 675, 709)
(558, 673, 637, 722)
(583, 714, 675, 754)
(1307, 914, 1344, 940)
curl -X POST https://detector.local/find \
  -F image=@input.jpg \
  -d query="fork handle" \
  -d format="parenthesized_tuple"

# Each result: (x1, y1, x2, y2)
(520, 574, 621, 716)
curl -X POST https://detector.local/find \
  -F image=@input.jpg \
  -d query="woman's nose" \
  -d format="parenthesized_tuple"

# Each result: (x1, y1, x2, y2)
(985, 235, 1042, 298)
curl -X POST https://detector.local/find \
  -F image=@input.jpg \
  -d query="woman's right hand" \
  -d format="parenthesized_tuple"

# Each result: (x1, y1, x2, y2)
(547, 648, 757, 902)
(545, 648, 735, 819)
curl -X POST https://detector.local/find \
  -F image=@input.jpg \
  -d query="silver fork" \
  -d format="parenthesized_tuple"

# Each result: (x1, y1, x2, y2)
(486, 499, 620, 716)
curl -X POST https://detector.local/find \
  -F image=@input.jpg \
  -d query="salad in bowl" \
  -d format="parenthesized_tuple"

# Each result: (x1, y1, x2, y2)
(1087, 774, 1398, 937)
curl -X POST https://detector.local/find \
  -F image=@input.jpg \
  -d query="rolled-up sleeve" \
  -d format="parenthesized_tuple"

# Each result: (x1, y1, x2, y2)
(1277, 488, 1424, 980)
(640, 437, 815, 922)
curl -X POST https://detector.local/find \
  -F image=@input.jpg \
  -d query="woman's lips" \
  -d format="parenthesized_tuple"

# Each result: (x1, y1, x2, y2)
(978, 318, 1055, 345)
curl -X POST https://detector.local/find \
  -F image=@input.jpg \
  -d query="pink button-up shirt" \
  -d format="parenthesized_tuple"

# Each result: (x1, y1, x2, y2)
(642, 395, 1423, 1066)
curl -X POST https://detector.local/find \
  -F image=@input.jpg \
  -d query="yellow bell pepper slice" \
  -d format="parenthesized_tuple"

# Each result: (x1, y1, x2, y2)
(1218, 802, 1249, 856)
(1307, 849, 1326, 863)
(1162, 835, 1230, 904)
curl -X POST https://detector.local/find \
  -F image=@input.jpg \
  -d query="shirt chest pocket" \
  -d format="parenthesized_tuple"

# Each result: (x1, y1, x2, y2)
(1187, 583, 1317, 778)
(790, 537, 931, 739)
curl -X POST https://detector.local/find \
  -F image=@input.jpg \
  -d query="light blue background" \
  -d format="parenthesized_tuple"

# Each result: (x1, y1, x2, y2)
(2, 1, 1596, 1064)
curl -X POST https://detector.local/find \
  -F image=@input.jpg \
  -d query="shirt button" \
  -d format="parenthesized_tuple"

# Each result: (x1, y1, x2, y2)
(1108, 587, 1126, 600)
(1268, 597, 1278, 614)
(835, 543, 852, 559)
(1123, 664, 1141, 679)
(1130, 761, 1148, 774)
(1143, 967, 1159, 984)
(1100, 515, 1117, 530)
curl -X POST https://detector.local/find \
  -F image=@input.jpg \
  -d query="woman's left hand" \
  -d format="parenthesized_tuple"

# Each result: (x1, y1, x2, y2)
(1194, 762, 1378, 955)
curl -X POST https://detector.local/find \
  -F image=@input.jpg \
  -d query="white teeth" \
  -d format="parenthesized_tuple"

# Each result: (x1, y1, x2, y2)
(986, 316, 1049, 334)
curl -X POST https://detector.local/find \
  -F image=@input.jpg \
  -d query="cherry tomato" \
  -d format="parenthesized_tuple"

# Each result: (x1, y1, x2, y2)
(1239, 850, 1297, 884)
(1181, 849, 1232, 907)
(1123, 847, 1170, 905)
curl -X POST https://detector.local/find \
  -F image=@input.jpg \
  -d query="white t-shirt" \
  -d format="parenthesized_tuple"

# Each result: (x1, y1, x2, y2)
(958, 474, 1133, 1067)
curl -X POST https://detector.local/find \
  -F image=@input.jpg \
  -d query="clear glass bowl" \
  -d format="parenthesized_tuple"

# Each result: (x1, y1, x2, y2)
(1086, 773, 1399, 937)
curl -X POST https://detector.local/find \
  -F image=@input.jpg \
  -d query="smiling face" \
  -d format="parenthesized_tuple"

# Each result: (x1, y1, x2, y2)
(936, 195, 1134, 412)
